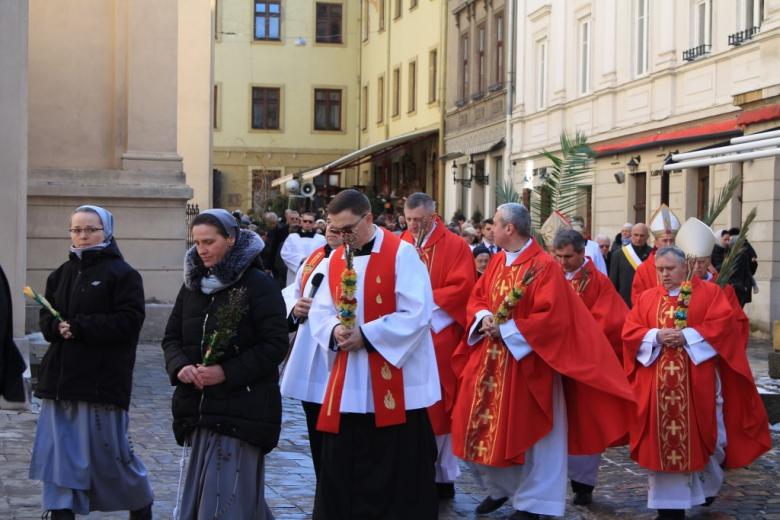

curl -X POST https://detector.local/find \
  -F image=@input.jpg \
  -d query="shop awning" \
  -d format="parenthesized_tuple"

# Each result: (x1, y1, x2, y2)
(323, 128, 438, 173)
(464, 138, 505, 156)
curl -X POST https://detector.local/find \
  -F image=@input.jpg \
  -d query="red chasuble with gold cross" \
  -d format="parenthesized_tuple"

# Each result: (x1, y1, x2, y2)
(567, 260, 629, 362)
(623, 277, 770, 472)
(451, 240, 633, 468)
(400, 216, 477, 434)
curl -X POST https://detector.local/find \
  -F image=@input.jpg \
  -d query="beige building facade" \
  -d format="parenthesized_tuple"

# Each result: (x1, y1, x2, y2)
(212, 0, 360, 212)
(443, 0, 509, 223)
(508, 0, 780, 334)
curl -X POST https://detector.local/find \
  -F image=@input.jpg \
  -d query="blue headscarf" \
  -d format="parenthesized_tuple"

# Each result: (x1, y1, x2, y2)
(200, 208, 239, 239)
(70, 205, 115, 257)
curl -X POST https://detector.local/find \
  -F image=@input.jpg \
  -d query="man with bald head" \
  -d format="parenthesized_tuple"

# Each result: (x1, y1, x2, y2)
(609, 223, 652, 307)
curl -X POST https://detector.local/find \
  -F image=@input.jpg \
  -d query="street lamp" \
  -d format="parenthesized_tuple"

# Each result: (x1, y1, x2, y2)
(626, 155, 641, 172)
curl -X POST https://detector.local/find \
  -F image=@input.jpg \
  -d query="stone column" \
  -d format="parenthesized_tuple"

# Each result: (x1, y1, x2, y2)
(122, 0, 183, 172)
(0, 0, 30, 406)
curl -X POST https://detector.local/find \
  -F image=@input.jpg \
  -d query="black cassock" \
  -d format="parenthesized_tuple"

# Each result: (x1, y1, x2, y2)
(313, 408, 438, 520)
(608, 244, 652, 308)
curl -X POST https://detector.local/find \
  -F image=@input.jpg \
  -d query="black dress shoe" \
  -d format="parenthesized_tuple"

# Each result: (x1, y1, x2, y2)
(437, 482, 455, 499)
(655, 509, 685, 520)
(509, 511, 540, 520)
(129, 502, 153, 520)
(573, 491, 593, 505)
(48, 510, 75, 520)
(475, 495, 508, 514)
(703, 496, 716, 507)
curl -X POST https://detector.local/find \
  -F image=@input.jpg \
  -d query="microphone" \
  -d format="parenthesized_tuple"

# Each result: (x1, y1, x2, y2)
(299, 273, 324, 324)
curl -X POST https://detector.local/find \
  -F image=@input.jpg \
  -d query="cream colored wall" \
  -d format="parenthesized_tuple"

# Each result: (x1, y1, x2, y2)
(178, 0, 214, 209)
(214, 0, 360, 154)
(360, 0, 444, 147)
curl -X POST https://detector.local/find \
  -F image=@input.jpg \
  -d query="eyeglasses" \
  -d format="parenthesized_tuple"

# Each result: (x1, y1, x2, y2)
(69, 227, 104, 235)
(301, 219, 315, 224)
(329, 213, 368, 235)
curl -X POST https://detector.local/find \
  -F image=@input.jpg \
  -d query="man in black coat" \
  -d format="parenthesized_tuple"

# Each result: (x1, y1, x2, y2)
(727, 227, 759, 307)
(0, 264, 26, 403)
(609, 223, 652, 307)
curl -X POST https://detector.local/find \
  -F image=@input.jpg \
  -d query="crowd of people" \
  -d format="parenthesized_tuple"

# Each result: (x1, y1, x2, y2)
(10, 193, 772, 520)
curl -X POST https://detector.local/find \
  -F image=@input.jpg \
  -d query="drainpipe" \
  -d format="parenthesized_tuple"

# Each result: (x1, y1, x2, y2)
(385, 2, 391, 142)
(437, 0, 448, 209)
(357, 1, 364, 186)
(504, 0, 516, 194)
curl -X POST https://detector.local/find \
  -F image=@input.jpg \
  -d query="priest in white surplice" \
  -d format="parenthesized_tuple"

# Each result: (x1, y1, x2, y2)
(280, 212, 326, 285)
(308, 189, 440, 520)
(280, 219, 342, 480)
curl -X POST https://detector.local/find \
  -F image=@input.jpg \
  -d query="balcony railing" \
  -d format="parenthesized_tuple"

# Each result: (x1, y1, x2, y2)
(729, 26, 760, 46)
(683, 44, 711, 62)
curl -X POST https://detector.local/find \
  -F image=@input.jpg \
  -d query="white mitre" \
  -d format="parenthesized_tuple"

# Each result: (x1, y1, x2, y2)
(676, 217, 717, 258)
(648, 204, 681, 240)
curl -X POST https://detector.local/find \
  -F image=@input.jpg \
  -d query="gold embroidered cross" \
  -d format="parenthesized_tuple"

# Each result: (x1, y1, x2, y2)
(664, 392, 681, 406)
(482, 376, 497, 392)
(487, 343, 501, 360)
(474, 441, 488, 457)
(664, 361, 681, 376)
(497, 278, 511, 296)
(664, 305, 676, 321)
(666, 420, 682, 435)
(479, 410, 494, 425)
(667, 450, 682, 465)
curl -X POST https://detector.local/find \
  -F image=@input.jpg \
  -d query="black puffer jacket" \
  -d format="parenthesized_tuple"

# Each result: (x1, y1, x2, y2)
(36, 239, 145, 409)
(162, 230, 288, 453)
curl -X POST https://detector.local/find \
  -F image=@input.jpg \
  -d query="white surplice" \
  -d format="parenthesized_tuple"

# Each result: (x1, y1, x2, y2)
(280, 232, 327, 285)
(308, 226, 441, 413)
(635, 294, 726, 510)
(280, 254, 331, 404)
(465, 241, 568, 517)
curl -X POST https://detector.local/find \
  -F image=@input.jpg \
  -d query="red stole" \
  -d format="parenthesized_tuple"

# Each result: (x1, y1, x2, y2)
(317, 228, 406, 433)
(300, 246, 327, 294)
(400, 215, 476, 434)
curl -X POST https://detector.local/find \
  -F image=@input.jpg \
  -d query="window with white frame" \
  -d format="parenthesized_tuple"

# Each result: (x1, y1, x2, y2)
(536, 39, 547, 110)
(578, 18, 591, 95)
(693, 0, 712, 47)
(633, 0, 648, 76)
(738, 0, 764, 30)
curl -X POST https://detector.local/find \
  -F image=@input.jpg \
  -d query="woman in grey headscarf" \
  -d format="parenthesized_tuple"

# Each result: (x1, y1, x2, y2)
(162, 209, 287, 519)
(29, 205, 153, 520)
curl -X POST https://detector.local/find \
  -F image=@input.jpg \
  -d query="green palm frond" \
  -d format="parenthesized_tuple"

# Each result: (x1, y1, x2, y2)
(704, 174, 742, 227)
(716, 207, 757, 288)
(496, 179, 523, 205)
(530, 131, 595, 224)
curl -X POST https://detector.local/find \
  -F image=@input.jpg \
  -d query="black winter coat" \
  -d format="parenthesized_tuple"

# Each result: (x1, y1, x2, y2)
(36, 239, 145, 409)
(0, 265, 26, 402)
(162, 233, 288, 453)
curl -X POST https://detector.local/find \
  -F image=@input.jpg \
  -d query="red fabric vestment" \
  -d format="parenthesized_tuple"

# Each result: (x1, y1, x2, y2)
(631, 251, 658, 307)
(566, 260, 629, 362)
(450, 240, 633, 467)
(623, 278, 770, 472)
(401, 216, 477, 434)
(300, 246, 327, 293)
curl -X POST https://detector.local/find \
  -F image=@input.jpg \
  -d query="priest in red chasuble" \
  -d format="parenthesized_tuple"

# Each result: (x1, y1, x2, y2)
(623, 246, 770, 520)
(400, 192, 477, 499)
(552, 229, 629, 507)
(308, 190, 441, 519)
(450, 203, 633, 519)
(631, 204, 681, 306)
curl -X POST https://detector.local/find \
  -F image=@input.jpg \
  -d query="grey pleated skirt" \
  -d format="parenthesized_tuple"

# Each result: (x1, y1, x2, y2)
(178, 427, 274, 520)
(29, 399, 154, 515)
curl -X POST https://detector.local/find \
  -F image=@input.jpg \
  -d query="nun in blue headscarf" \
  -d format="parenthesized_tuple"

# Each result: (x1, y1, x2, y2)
(29, 205, 153, 520)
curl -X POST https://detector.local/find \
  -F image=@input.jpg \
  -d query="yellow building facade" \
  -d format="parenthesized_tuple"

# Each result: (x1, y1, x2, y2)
(213, 0, 360, 212)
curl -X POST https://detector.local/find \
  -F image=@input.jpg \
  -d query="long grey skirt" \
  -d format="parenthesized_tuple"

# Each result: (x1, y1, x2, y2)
(29, 399, 153, 514)
(179, 428, 274, 520)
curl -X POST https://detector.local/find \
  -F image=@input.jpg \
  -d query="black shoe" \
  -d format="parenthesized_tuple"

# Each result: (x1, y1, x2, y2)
(437, 482, 455, 499)
(509, 511, 540, 520)
(573, 491, 593, 505)
(130, 502, 153, 520)
(47, 511, 75, 520)
(655, 509, 685, 520)
(475, 495, 508, 514)
(703, 496, 716, 507)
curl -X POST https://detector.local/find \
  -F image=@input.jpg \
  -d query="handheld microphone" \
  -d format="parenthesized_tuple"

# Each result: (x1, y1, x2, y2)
(299, 273, 324, 324)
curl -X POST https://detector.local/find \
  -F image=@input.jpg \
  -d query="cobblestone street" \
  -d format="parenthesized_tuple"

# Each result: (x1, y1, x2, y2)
(1, 344, 778, 519)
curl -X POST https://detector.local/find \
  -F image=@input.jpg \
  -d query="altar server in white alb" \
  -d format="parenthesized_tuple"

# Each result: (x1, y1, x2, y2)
(308, 189, 441, 520)
(280, 220, 342, 479)
(280, 212, 326, 285)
